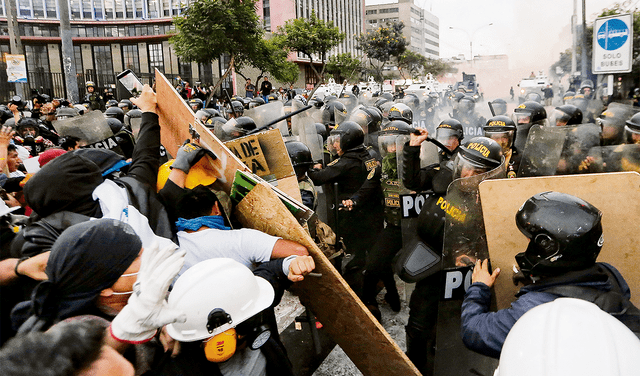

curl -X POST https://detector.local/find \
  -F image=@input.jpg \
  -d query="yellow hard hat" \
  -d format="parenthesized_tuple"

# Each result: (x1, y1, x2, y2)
(157, 159, 217, 191)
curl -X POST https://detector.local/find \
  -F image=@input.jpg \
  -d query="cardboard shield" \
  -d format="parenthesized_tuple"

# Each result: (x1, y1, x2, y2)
(480, 172, 640, 310)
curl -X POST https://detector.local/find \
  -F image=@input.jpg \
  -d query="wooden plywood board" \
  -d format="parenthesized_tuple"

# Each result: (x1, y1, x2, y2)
(479, 172, 640, 310)
(155, 69, 250, 193)
(235, 183, 421, 376)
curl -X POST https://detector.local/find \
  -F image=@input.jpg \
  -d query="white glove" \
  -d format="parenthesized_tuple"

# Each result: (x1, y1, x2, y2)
(110, 241, 187, 344)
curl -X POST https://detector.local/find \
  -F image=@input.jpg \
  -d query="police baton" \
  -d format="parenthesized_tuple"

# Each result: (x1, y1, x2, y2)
(410, 128, 453, 156)
(223, 90, 238, 118)
(488, 101, 496, 117)
(246, 105, 313, 135)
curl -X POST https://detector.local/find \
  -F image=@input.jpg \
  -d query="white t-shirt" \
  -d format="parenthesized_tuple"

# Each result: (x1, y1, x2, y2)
(177, 228, 280, 276)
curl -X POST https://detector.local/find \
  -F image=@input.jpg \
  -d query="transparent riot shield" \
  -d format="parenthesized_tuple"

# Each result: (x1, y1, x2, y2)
(291, 110, 324, 163)
(243, 101, 286, 134)
(412, 106, 438, 135)
(441, 160, 507, 272)
(584, 98, 604, 123)
(518, 125, 569, 177)
(556, 123, 601, 175)
(52, 111, 114, 145)
(337, 94, 358, 114)
(358, 90, 375, 106)
(579, 144, 640, 173)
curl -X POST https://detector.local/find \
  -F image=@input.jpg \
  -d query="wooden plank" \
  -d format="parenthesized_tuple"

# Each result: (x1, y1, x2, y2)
(234, 183, 421, 376)
(479, 172, 640, 310)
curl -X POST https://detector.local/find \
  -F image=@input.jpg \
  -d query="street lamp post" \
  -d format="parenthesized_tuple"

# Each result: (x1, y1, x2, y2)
(449, 23, 493, 61)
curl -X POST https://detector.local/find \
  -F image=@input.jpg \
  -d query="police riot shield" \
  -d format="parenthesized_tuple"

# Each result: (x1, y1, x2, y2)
(555, 123, 601, 175)
(517, 125, 569, 177)
(431, 161, 506, 376)
(579, 144, 640, 173)
(441, 160, 507, 275)
(598, 102, 639, 146)
(291, 104, 324, 163)
(337, 93, 358, 114)
(358, 90, 376, 106)
(52, 111, 113, 145)
(412, 105, 438, 135)
(243, 101, 286, 135)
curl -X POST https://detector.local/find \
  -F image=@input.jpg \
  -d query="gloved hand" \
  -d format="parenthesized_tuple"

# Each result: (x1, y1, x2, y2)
(110, 241, 187, 344)
(170, 140, 216, 173)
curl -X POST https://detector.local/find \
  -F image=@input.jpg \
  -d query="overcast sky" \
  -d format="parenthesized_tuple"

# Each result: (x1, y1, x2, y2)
(365, 0, 631, 71)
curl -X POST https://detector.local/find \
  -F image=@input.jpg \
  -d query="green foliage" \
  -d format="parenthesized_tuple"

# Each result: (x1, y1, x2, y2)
(326, 53, 362, 83)
(356, 21, 408, 81)
(424, 57, 457, 77)
(170, 0, 262, 65)
(273, 10, 345, 85)
(397, 51, 427, 80)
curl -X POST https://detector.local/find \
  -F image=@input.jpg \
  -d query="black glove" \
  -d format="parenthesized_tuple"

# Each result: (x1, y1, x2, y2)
(170, 140, 216, 173)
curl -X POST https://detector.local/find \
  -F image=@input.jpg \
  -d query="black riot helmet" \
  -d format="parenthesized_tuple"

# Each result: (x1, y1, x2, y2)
(374, 97, 391, 112)
(490, 98, 507, 116)
(484, 115, 516, 154)
(458, 95, 476, 114)
(380, 120, 414, 135)
(515, 191, 603, 277)
(513, 101, 547, 151)
(106, 117, 125, 134)
(387, 103, 413, 124)
(118, 99, 133, 112)
(326, 121, 364, 155)
(524, 92, 542, 104)
(189, 98, 204, 111)
(105, 106, 125, 123)
(580, 79, 594, 98)
(453, 136, 502, 179)
(16, 118, 39, 138)
(350, 107, 379, 134)
(551, 104, 583, 127)
(314, 123, 328, 142)
(229, 100, 244, 117)
(285, 141, 314, 178)
(309, 93, 325, 108)
(124, 108, 142, 131)
(249, 97, 266, 109)
(624, 112, 640, 144)
(106, 99, 119, 108)
(321, 101, 348, 127)
(435, 119, 464, 151)
(220, 116, 256, 140)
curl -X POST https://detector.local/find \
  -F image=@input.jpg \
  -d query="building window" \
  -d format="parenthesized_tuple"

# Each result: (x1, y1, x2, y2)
(379, 7, 398, 14)
(69, 0, 81, 18)
(25, 45, 50, 73)
(178, 60, 192, 81)
(93, 45, 114, 77)
(18, 0, 32, 17)
(305, 65, 317, 87)
(122, 45, 140, 72)
(148, 43, 164, 73)
(365, 9, 377, 15)
(263, 0, 271, 31)
(74, 45, 84, 74)
(32, 0, 45, 17)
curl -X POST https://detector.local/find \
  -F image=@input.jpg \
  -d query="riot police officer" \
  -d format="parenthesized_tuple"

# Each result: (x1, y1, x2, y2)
(402, 136, 502, 375)
(483, 115, 520, 177)
(84, 81, 104, 111)
(512, 101, 547, 151)
(307, 121, 383, 280)
(286, 141, 317, 210)
(349, 120, 415, 318)
(550, 104, 583, 127)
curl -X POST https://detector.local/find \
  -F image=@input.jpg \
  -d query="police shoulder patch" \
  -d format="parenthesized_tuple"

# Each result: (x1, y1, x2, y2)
(328, 158, 340, 166)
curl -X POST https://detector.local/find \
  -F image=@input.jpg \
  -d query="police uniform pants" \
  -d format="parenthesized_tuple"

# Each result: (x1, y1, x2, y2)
(362, 224, 402, 305)
(406, 272, 442, 375)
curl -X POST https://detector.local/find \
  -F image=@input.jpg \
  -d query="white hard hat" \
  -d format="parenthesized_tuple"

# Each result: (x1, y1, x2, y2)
(496, 298, 640, 376)
(165, 258, 275, 342)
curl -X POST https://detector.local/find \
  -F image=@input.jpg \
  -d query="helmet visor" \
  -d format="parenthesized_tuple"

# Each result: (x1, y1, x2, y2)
(435, 127, 461, 150)
(326, 134, 341, 155)
(484, 129, 514, 154)
(625, 125, 640, 144)
(452, 153, 490, 180)
(550, 108, 571, 127)
(513, 111, 532, 125)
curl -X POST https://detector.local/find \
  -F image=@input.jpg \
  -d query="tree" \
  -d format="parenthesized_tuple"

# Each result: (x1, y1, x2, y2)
(423, 57, 457, 78)
(171, 0, 292, 92)
(325, 53, 362, 84)
(356, 21, 408, 82)
(272, 10, 345, 95)
(397, 50, 427, 81)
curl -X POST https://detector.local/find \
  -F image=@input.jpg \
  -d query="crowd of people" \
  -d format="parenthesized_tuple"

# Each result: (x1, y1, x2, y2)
(0, 73, 639, 376)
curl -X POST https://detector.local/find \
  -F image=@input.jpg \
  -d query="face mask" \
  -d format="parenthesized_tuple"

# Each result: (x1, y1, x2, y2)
(204, 328, 237, 362)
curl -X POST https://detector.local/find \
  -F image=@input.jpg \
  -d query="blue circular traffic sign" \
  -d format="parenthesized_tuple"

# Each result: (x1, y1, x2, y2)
(597, 19, 629, 51)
